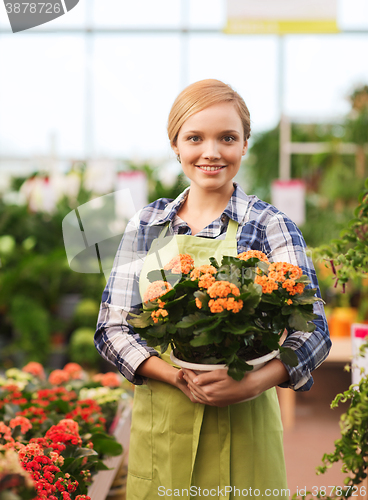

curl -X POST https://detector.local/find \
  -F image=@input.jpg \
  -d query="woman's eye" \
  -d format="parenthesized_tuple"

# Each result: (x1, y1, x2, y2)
(223, 136, 235, 143)
(188, 136, 200, 142)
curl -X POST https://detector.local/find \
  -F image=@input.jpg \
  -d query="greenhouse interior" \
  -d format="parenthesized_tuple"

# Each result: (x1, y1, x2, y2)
(1, 1, 368, 499)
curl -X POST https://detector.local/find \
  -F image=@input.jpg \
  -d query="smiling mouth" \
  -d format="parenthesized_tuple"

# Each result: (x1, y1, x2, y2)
(196, 165, 226, 171)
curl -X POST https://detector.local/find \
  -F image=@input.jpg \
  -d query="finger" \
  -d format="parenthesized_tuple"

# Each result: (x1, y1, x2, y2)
(186, 369, 228, 386)
(181, 368, 197, 381)
(185, 379, 208, 401)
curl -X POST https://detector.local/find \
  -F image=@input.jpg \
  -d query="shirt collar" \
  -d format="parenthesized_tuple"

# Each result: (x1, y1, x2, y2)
(145, 182, 251, 226)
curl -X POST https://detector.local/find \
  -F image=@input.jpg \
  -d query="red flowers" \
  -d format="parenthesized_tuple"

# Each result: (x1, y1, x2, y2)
(48, 369, 70, 386)
(92, 372, 121, 388)
(0, 362, 126, 500)
(22, 361, 46, 380)
(48, 363, 84, 385)
(9, 416, 32, 434)
(45, 420, 82, 447)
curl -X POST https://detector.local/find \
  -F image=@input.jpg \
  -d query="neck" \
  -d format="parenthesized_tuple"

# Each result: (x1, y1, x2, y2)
(184, 183, 235, 216)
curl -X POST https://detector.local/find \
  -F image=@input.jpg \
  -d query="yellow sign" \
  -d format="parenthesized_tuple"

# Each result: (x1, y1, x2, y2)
(225, 0, 340, 34)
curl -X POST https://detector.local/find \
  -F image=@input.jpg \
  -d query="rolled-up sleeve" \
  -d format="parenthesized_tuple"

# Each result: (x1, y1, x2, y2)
(264, 211, 331, 391)
(94, 212, 159, 385)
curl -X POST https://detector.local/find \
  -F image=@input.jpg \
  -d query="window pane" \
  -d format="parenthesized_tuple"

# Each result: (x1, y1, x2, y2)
(188, 0, 225, 28)
(92, 0, 181, 28)
(284, 35, 368, 119)
(92, 35, 181, 158)
(187, 34, 279, 132)
(0, 35, 85, 157)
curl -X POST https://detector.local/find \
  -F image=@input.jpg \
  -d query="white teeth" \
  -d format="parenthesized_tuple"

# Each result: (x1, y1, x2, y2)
(199, 166, 224, 171)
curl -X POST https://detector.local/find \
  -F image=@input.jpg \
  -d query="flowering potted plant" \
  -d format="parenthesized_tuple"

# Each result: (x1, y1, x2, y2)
(128, 250, 321, 381)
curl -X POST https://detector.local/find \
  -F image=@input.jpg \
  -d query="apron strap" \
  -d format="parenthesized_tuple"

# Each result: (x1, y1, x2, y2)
(158, 222, 170, 239)
(224, 218, 238, 242)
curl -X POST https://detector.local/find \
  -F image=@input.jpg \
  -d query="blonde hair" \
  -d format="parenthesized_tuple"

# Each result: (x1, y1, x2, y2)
(167, 79, 251, 146)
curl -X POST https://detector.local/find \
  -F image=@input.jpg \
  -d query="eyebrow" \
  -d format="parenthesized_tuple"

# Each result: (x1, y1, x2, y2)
(183, 129, 241, 135)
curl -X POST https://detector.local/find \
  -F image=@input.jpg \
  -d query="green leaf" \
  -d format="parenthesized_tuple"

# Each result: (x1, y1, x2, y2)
(227, 356, 253, 381)
(163, 294, 187, 308)
(166, 323, 177, 334)
(127, 311, 153, 328)
(175, 312, 210, 328)
(193, 317, 222, 335)
(146, 323, 167, 338)
(289, 310, 318, 332)
(220, 255, 244, 268)
(279, 348, 298, 367)
(190, 328, 224, 347)
(209, 257, 219, 268)
(3, 403, 18, 420)
(47, 399, 69, 413)
(90, 437, 123, 456)
(294, 275, 312, 284)
(159, 288, 176, 301)
(90, 459, 110, 471)
(73, 447, 99, 458)
(238, 283, 262, 310)
(257, 261, 270, 274)
(193, 290, 208, 302)
(221, 322, 259, 336)
(261, 294, 283, 305)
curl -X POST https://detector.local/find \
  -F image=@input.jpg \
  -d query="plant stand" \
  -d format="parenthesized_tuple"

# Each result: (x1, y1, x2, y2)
(88, 405, 132, 500)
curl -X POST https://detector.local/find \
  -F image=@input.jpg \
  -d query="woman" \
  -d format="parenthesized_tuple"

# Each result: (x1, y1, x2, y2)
(95, 79, 331, 499)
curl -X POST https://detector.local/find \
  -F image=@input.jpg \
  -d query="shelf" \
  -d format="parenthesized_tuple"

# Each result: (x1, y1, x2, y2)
(88, 404, 132, 500)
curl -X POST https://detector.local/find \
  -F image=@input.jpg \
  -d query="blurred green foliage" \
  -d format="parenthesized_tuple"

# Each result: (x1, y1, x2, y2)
(244, 119, 366, 248)
(0, 163, 187, 368)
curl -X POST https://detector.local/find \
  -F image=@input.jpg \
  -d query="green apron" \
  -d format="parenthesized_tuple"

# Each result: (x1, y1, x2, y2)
(127, 218, 288, 500)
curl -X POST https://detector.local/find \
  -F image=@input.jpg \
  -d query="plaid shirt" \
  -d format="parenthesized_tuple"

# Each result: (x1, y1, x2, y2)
(95, 182, 331, 391)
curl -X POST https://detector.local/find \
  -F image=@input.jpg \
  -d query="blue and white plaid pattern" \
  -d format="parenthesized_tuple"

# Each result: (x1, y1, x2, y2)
(95, 182, 331, 391)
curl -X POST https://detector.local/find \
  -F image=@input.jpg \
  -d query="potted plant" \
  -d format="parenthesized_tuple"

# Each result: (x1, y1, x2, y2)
(128, 250, 321, 381)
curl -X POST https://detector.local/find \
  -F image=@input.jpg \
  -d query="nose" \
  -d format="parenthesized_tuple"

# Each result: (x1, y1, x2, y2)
(202, 140, 221, 160)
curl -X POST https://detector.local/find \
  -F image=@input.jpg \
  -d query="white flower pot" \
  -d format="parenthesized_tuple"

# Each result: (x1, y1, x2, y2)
(170, 349, 279, 374)
(170, 349, 280, 402)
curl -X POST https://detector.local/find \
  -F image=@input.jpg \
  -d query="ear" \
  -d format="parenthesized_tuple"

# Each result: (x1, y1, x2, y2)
(242, 140, 248, 156)
(171, 141, 179, 156)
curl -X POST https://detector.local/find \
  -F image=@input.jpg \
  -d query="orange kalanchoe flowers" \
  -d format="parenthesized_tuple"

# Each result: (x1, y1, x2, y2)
(151, 308, 169, 323)
(198, 274, 216, 289)
(237, 250, 269, 263)
(164, 253, 194, 275)
(255, 261, 305, 296)
(143, 280, 173, 303)
(208, 297, 243, 314)
(207, 280, 240, 298)
(267, 262, 303, 282)
(205, 280, 243, 313)
(190, 265, 217, 289)
(190, 264, 217, 280)
(254, 274, 279, 294)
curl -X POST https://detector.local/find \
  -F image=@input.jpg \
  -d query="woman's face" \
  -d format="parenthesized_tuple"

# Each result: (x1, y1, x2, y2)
(172, 102, 248, 195)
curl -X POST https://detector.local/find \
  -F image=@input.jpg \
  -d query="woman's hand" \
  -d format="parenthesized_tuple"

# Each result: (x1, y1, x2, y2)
(181, 359, 290, 407)
(181, 368, 257, 406)
(173, 368, 197, 400)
